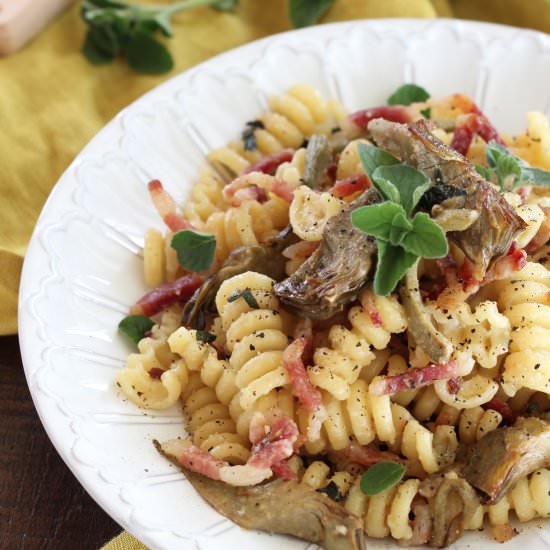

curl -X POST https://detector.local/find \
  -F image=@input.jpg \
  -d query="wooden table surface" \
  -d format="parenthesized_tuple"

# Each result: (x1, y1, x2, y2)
(0, 335, 122, 550)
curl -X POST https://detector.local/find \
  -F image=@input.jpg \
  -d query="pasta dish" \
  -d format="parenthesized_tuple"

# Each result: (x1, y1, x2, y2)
(114, 83, 550, 549)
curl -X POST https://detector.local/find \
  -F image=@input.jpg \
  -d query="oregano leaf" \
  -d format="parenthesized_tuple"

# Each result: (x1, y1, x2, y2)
(372, 164, 431, 216)
(496, 154, 521, 190)
(351, 202, 407, 243)
(387, 84, 430, 106)
(520, 166, 550, 187)
(124, 32, 174, 74)
(360, 461, 405, 496)
(474, 163, 494, 181)
(402, 212, 448, 259)
(389, 211, 413, 246)
(118, 315, 155, 345)
(486, 141, 512, 168)
(171, 230, 216, 272)
(357, 143, 400, 180)
(82, 26, 119, 63)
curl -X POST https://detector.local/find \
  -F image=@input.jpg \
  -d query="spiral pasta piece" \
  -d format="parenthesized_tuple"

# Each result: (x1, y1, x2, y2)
(207, 85, 341, 178)
(301, 460, 354, 496)
(214, 272, 294, 417)
(181, 372, 251, 464)
(300, 459, 424, 541)
(307, 464, 440, 540)
(428, 300, 510, 369)
(183, 167, 227, 226)
(116, 307, 188, 409)
(435, 405, 503, 444)
(492, 262, 550, 394)
(309, 291, 407, 401)
(167, 325, 237, 404)
(274, 147, 306, 185)
(345, 477, 424, 541)
(168, 322, 297, 439)
(289, 185, 345, 241)
(202, 195, 289, 263)
(315, 379, 457, 473)
(508, 198, 545, 249)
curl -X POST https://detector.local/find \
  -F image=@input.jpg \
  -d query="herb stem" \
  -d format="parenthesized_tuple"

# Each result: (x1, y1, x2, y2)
(141, 0, 220, 16)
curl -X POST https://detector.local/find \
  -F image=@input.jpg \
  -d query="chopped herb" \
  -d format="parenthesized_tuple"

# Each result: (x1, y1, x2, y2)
(360, 461, 405, 496)
(171, 230, 216, 272)
(420, 107, 431, 119)
(241, 120, 265, 151)
(196, 330, 216, 343)
(227, 288, 259, 309)
(317, 481, 344, 502)
(387, 84, 430, 106)
(119, 315, 155, 345)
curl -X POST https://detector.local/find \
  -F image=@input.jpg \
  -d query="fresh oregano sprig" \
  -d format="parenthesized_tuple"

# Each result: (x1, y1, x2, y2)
(81, 0, 238, 73)
(351, 143, 448, 296)
(82, 0, 335, 73)
(171, 230, 216, 272)
(475, 141, 550, 191)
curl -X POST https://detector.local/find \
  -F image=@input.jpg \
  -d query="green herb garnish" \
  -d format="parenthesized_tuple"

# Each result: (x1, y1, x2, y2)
(352, 144, 448, 296)
(360, 461, 405, 496)
(371, 165, 432, 217)
(288, 0, 335, 28)
(356, 144, 400, 180)
(420, 107, 431, 120)
(171, 230, 216, 272)
(196, 330, 216, 343)
(118, 315, 155, 345)
(387, 84, 430, 106)
(474, 163, 494, 181)
(479, 141, 550, 190)
(241, 120, 265, 152)
(80, 0, 238, 73)
(227, 288, 259, 309)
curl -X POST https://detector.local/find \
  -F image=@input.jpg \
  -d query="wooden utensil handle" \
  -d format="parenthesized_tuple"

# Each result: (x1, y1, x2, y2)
(0, 0, 75, 56)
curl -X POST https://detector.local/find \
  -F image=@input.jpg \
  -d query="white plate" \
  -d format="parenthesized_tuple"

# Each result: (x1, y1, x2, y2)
(19, 19, 550, 550)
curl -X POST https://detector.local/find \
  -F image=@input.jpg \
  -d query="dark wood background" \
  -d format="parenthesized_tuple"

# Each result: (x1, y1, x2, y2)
(0, 335, 122, 550)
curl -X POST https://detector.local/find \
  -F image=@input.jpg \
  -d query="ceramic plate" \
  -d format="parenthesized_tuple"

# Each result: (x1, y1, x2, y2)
(19, 19, 550, 550)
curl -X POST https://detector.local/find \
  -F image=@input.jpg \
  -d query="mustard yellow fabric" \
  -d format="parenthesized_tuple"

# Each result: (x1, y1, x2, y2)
(0, 0, 548, 545)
